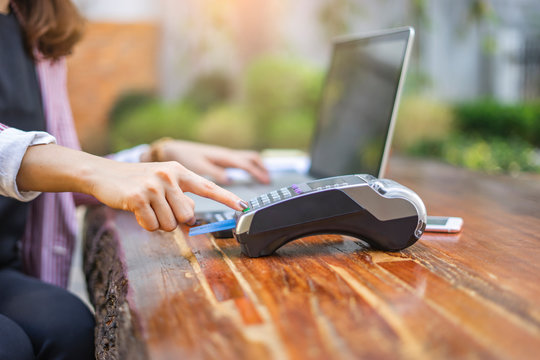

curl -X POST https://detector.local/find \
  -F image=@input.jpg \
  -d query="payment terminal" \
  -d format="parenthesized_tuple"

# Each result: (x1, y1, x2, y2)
(191, 174, 427, 257)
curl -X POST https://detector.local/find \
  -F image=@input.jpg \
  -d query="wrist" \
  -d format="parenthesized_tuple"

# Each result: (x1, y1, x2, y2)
(73, 152, 120, 197)
(148, 137, 173, 162)
(72, 153, 104, 195)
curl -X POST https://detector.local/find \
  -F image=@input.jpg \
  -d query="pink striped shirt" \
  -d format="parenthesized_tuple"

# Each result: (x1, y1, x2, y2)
(2, 0, 85, 288)
(0, 59, 79, 288)
(20, 58, 81, 288)
(1, 58, 148, 288)
(4, 1, 147, 287)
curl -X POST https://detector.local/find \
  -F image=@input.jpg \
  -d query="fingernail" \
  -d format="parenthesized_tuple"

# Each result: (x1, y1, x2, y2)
(238, 200, 249, 210)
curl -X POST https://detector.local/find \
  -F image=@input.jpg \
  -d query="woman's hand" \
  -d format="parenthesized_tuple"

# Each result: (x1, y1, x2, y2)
(17, 144, 246, 232)
(143, 139, 270, 185)
(88, 160, 246, 231)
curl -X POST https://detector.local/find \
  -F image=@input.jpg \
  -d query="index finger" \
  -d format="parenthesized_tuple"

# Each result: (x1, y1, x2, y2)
(181, 173, 245, 211)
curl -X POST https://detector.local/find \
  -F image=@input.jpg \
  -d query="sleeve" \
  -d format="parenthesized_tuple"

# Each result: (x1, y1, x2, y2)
(0, 124, 57, 201)
(107, 144, 150, 163)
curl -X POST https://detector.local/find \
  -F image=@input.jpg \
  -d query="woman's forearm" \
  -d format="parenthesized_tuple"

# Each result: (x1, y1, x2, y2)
(15, 143, 245, 231)
(17, 143, 104, 194)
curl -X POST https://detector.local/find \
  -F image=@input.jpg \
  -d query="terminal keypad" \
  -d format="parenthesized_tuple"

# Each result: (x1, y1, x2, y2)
(249, 187, 295, 210)
(248, 180, 350, 211)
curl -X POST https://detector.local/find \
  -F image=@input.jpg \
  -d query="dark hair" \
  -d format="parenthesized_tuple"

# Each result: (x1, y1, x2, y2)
(12, 0, 85, 60)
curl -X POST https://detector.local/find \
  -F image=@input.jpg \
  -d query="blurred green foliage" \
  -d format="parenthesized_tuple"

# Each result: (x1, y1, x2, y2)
(108, 91, 155, 123)
(109, 97, 201, 152)
(244, 57, 323, 149)
(109, 62, 539, 174)
(401, 98, 540, 174)
(183, 72, 233, 111)
(454, 100, 540, 147)
(410, 136, 539, 174)
(108, 56, 323, 152)
(196, 105, 256, 149)
(393, 97, 454, 151)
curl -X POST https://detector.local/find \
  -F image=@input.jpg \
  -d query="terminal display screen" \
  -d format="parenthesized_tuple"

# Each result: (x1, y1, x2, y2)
(307, 175, 363, 190)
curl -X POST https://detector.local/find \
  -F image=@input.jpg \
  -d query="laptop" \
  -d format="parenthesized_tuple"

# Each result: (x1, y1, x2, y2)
(189, 27, 415, 213)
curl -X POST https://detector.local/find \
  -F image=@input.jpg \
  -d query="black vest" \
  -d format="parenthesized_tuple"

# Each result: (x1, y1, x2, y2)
(0, 11, 46, 267)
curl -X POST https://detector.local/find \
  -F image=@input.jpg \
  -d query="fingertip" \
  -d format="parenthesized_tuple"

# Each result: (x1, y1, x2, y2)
(139, 220, 158, 232)
(192, 179, 244, 211)
(227, 197, 244, 211)
(229, 203, 242, 211)
(135, 216, 149, 231)
(238, 199, 249, 209)
(162, 222, 178, 232)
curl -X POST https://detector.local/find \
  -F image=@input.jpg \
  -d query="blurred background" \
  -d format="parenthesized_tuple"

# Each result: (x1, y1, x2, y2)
(68, 0, 540, 175)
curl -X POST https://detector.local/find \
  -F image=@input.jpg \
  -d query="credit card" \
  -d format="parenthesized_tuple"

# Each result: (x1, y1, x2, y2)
(189, 218, 237, 236)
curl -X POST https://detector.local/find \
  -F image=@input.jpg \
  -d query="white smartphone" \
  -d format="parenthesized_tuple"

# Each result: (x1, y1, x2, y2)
(425, 216, 463, 233)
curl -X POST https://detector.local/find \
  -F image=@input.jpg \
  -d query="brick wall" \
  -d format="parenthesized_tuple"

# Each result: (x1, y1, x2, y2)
(67, 22, 159, 155)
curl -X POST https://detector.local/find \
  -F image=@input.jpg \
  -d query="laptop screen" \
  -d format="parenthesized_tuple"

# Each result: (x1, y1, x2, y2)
(309, 28, 412, 178)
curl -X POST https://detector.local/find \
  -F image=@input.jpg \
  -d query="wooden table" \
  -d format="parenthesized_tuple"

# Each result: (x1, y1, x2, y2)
(83, 156, 540, 360)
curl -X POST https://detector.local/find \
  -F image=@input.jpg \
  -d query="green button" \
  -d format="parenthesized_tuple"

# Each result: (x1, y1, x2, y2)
(242, 207, 250, 213)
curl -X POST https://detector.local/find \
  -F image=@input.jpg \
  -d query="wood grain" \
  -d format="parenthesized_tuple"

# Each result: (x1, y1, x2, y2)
(83, 156, 540, 360)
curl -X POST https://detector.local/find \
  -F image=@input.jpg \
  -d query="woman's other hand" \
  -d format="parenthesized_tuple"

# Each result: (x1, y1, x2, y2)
(142, 139, 270, 185)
